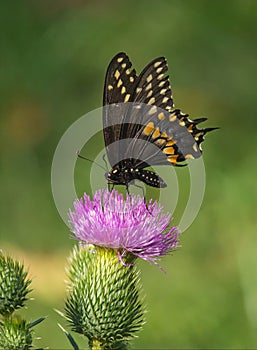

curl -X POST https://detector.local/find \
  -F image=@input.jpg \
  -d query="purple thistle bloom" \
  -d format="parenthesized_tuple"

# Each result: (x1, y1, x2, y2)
(68, 189, 179, 263)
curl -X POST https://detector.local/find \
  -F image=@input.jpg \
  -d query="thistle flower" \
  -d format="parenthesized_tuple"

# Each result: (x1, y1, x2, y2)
(68, 189, 179, 264)
(65, 190, 180, 349)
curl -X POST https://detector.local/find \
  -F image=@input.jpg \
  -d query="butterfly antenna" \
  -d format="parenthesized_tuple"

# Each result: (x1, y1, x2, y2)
(102, 153, 109, 172)
(76, 151, 107, 172)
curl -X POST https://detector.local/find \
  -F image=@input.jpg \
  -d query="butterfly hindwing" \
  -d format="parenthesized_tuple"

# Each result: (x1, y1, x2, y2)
(122, 56, 173, 141)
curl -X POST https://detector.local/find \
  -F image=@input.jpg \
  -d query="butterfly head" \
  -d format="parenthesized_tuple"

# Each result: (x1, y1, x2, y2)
(105, 165, 127, 186)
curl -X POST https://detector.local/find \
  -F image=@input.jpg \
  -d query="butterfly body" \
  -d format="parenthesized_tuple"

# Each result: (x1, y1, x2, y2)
(102, 52, 217, 190)
(105, 159, 167, 188)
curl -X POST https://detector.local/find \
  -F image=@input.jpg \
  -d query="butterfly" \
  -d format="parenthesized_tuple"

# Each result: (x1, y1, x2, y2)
(103, 52, 217, 191)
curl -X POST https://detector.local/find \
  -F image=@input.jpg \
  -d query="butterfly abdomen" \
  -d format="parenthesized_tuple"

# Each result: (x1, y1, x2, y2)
(135, 169, 167, 188)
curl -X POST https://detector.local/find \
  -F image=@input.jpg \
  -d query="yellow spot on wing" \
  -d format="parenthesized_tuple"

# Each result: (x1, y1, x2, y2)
(160, 89, 166, 95)
(147, 90, 153, 98)
(159, 80, 165, 87)
(157, 74, 164, 80)
(122, 63, 126, 68)
(185, 154, 194, 159)
(136, 87, 142, 93)
(117, 57, 124, 63)
(147, 74, 153, 82)
(129, 76, 134, 82)
(124, 94, 130, 102)
(158, 112, 165, 120)
(187, 124, 194, 132)
(115, 70, 120, 79)
(148, 97, 155, 105)
(117, 79, 123, 88)
(156, 67, 163, 74)
(108, 85, 113, 90)
(145, 83, 152, 91)
(162, 96, 169, 103)
(169, 114, 177, 122)
(194, 133, 201, 141)
(121, 86, 126, 94)
(149, 106, 157, 115)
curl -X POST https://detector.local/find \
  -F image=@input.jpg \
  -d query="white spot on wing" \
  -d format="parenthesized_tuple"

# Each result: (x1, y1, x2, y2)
(154, 61, 162, 68)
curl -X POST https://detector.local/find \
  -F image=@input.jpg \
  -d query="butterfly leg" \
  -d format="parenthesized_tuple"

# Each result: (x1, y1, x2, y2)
(108, 182, 115, 192)
(125, 183, 130, 195)
(130, 182, 152, 214)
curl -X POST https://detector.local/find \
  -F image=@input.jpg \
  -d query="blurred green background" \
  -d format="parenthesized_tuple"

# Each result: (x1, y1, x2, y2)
(1, 0, 257, 348)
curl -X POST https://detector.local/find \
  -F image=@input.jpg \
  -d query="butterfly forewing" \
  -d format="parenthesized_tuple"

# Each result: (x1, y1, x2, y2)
(133, 56, 174, 110)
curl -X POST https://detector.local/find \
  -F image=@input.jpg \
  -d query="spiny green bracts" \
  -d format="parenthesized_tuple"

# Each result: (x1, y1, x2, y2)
(0, 317, 33, 350)
(0, 254, 32, 317)
(65, 246, 145, 350)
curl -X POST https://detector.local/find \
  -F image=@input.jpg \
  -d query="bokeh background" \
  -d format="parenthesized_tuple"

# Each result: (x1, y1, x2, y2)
(1, 0, 257, 348)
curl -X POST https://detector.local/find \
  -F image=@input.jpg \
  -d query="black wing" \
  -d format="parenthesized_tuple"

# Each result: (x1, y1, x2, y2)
(102, 52, 138, 166)
(103, 52, 216, 168)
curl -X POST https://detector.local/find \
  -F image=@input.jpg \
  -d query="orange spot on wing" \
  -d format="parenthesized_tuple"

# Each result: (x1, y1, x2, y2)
(163, 147, 175, 155)
(155, 138, 166, 145)
(152, 128, 160, 138)
(165, 140, 176, 146)
(143, 122, 154, 136)
(168, 155, 179, 164)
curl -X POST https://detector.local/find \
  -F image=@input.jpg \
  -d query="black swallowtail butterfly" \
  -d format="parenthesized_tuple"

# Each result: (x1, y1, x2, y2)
(103, 52, 217, 191)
